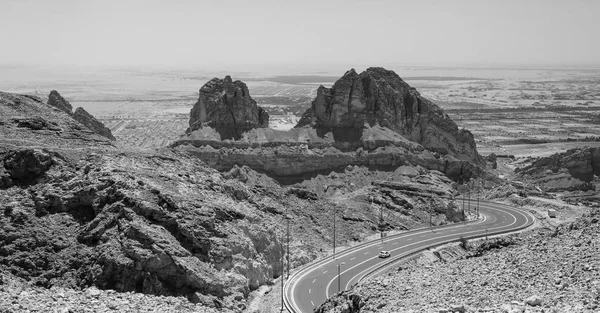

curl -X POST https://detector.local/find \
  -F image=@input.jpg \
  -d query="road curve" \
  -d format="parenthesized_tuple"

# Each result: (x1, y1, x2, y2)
(284, 200, 535, 313)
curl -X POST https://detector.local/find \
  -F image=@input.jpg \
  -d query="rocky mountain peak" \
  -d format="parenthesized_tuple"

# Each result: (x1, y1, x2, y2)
(296, 67, 483, 164)
(188, 76, 269, 140)
(47, 90, 73, 114)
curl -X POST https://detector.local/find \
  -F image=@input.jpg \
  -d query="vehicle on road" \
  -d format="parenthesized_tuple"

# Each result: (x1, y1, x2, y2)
(378, 251, 391, 258)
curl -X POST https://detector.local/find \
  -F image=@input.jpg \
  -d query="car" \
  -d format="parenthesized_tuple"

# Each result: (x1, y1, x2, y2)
(378, 251, 391, 258)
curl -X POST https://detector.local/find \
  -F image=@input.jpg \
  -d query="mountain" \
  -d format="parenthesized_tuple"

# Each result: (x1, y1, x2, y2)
(295, 67, 483, 164)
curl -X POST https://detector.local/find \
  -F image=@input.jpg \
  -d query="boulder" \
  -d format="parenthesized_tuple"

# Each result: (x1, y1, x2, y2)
(187, 76, 269, 139)
(295, 67, 483, 164)
(73, 107, 116, 141)
(525, 295, 542, 306)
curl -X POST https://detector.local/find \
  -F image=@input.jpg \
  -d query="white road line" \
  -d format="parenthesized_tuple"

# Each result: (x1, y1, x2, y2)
(309, 289, 311, 294)
(286, 208, 497, 312)
(364, 252, 370, 255)
(343, 211, 525, 290)
(311, 300, 315, 307)
(350, 257, 356, 260)
(323, 270, 327, 274)
(312, 279, 316, 284)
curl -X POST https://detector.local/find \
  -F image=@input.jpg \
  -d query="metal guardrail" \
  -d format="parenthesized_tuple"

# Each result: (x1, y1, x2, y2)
(283, 200, 535, 313)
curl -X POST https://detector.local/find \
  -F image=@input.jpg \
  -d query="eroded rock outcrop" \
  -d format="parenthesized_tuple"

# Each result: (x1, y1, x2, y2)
(73, 107, 116, 141)
(0, 91, 114, 150)
(47, 90, 73, 114)
(516, 147, 600, 191)
(187, 76, 269, 140)
(45, 90, 116, 141)
(296, 67, 483, 164)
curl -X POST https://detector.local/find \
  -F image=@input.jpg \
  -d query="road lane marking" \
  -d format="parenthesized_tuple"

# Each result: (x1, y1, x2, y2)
(343, 209, 528, 290)
(312, 279, 316, 284)
(323, 270, 327, 274)
(350, 257, 355, 260)
(338, 210, 525, 293)
(286, 207, 499, 312)
(364, 252, 370, 255)
(309, 289, 311, 294)
(311, 300, 315, 306)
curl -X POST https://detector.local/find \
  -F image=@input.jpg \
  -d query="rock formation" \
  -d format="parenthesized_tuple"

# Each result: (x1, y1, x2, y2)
(73, 107, 116, 141)
(175, 69, 488, 182)
(47, 90, 73, 114)
(516, 147, 600, 191)
(295, 67, 483, 164)
(187, 76, 269, 140)
(46, 90, 116, 141)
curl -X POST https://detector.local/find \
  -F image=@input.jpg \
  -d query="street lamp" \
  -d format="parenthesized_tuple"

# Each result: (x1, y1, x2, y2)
(477, 179, 481, 218)
(286, 214, 291, 279)
(337, 262, 346, 293)
(280, 241, 284, 311)
(333, 203, 337, 258)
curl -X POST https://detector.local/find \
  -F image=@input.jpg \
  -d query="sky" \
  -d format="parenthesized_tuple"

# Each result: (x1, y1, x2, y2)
(1, 0, 599, 71)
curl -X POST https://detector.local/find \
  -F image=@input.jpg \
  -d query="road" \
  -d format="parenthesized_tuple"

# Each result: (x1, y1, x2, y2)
(284, 200, 535, 313)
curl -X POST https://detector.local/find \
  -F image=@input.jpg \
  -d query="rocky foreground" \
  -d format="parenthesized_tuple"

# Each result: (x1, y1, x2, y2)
(0, 89, 476, 312)
(316, 208, 600, 313)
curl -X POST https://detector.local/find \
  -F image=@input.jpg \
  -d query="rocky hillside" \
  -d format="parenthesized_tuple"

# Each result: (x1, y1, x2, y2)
(295, 67, 483, 164)
(0, 90, 469, 312)
(516, 146, 600, 192)
(47, 90, 116, 141)
(316, 208, 600, 313)
(187, 75, 269, 140)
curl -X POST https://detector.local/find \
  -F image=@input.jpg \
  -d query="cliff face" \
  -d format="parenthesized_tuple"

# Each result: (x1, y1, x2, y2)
(516, 147, 600, 191)
(187, 76, 269, 140)
(296, 67, 482, 164)
(45, 90, 116, 141)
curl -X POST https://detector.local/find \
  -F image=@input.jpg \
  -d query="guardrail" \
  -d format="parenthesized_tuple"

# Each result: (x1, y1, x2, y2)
(283, 200, 535, 313)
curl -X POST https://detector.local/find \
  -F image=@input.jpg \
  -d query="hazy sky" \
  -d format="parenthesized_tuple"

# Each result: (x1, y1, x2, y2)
(2, 0, 599, 71)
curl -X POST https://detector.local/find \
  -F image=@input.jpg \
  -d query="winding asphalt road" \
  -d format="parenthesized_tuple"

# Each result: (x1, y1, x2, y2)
(284, 200, 535, 313)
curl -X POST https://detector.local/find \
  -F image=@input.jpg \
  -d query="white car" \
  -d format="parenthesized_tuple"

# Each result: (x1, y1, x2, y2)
(378, 251, 391, 258)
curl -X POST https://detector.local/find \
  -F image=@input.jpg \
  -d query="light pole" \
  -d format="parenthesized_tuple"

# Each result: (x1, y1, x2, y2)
(380, 203, 383, 239)
(476, 179, 481, 218)
(333, 203, 337, 258)
(337, 262, 345, 293)
(429, 206, 432, 228)
(467, 181, 471, 215)
(280, 242, 284, 312)
(286, 214, 291, 279)
(461, 184, 465, 218)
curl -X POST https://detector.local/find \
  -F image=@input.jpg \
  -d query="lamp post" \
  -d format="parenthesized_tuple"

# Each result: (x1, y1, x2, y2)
(477, 179, 481, 218)
(333, 203, 336, 258)
(286, 214, 291, 279)
(337, 262, 345, 293)
(429, 206, 432, 228)
(280, 242, 284, 312)
(467, 181, 471, 215)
